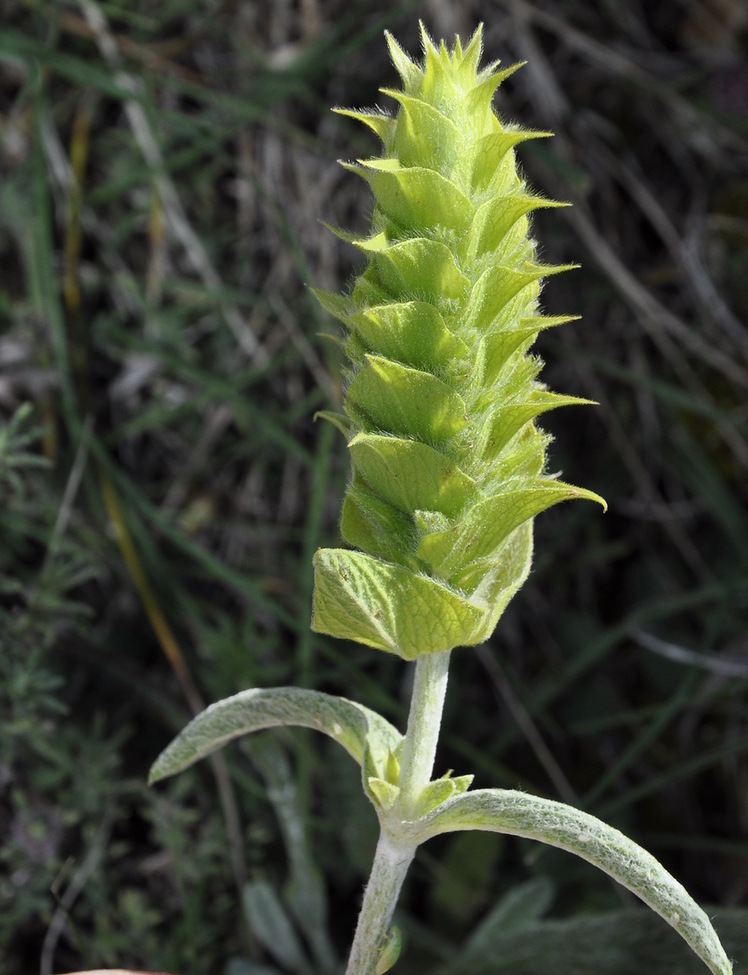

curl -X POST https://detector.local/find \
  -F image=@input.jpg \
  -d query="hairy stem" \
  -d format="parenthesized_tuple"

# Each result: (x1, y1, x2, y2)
(345, 651, 452, 974)
(396, 650, 452, 816)
(344, 831, 416, 975)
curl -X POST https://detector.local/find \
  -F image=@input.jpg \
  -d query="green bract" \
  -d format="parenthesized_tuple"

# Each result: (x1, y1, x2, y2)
(312, 25, 605, 659)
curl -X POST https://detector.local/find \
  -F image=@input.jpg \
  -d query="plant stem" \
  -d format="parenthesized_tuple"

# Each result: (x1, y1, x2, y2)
(345, 650, 452, 975)
(396, 650, 452, 816)
(344, 831, 416, 975)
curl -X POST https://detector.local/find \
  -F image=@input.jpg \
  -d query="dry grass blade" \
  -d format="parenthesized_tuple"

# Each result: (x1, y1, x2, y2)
(633, 629, 748, 679)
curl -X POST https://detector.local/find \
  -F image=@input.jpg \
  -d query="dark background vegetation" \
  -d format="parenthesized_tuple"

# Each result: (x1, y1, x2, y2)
(1, 0, 747, 972)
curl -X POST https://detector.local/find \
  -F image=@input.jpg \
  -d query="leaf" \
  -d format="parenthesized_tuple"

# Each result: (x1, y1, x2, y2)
(411, 777, 458, 817)
(434, 877, 556, 975)
(341, 480, 419, 567)
(383, 89, 463, 171)
(367, 777, 400, 810)
(416, 789, 733, 975)
(375, 924, 403, 974)
(312, 548, 487, 658)
(148, 687, 402, 783)
(384, 29, 422, 90)
(310, 287, 354, 324)
(455, 520, 535, 624)
(349, 159, 474, 235)
(469, 876, 555, 938)
(242, 880, 310, 974)
(428, 831, 505, 925)
(346, 355, 468, 444)
(461, 130, 552, 195)
(314, 410, 350, 437)
(478, 316, 578, 388)
(351, 301, 469, 374)
(463, 62, 526, 118)
(452, 774, 474, 794)
(417, 481, 605, 580)
(466, 194, 568, 265)
(333, 106, 395, 143)
(371, 237, 470, 302)
(465, 263, 576, 334)
(436, 909, 748, 975)
(474, 392, 594, 463)
(349, 432, 478, 518)
(246, 737, 337, 973)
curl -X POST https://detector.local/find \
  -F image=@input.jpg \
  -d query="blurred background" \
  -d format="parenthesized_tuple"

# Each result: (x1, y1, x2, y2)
(1, 0, 747, 973)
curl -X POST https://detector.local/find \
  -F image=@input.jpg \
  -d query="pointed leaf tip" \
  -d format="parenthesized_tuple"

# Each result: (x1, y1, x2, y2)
(463, 23, 484, 66)
(333, 106, 394, 143)
(418, 20, 434, 51)
(384, 30, 422, 89)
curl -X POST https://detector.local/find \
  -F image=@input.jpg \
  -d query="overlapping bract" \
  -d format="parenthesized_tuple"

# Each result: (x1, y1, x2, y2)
(312, 25, 604, 659)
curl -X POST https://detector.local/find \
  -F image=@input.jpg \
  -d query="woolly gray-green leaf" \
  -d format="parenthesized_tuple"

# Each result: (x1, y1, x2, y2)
(415, 789, 732, 975)
(149, 687, 402, 784)
(242, 881, 310, 974)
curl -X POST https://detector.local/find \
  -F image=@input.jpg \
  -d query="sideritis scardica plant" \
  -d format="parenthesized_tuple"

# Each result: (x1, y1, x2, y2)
(150, 26, 732, 975)
(311, 23, 605, 661)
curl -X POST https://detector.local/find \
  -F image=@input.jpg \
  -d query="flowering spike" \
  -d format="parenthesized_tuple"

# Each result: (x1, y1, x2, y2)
(312, 31, 604, 660)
